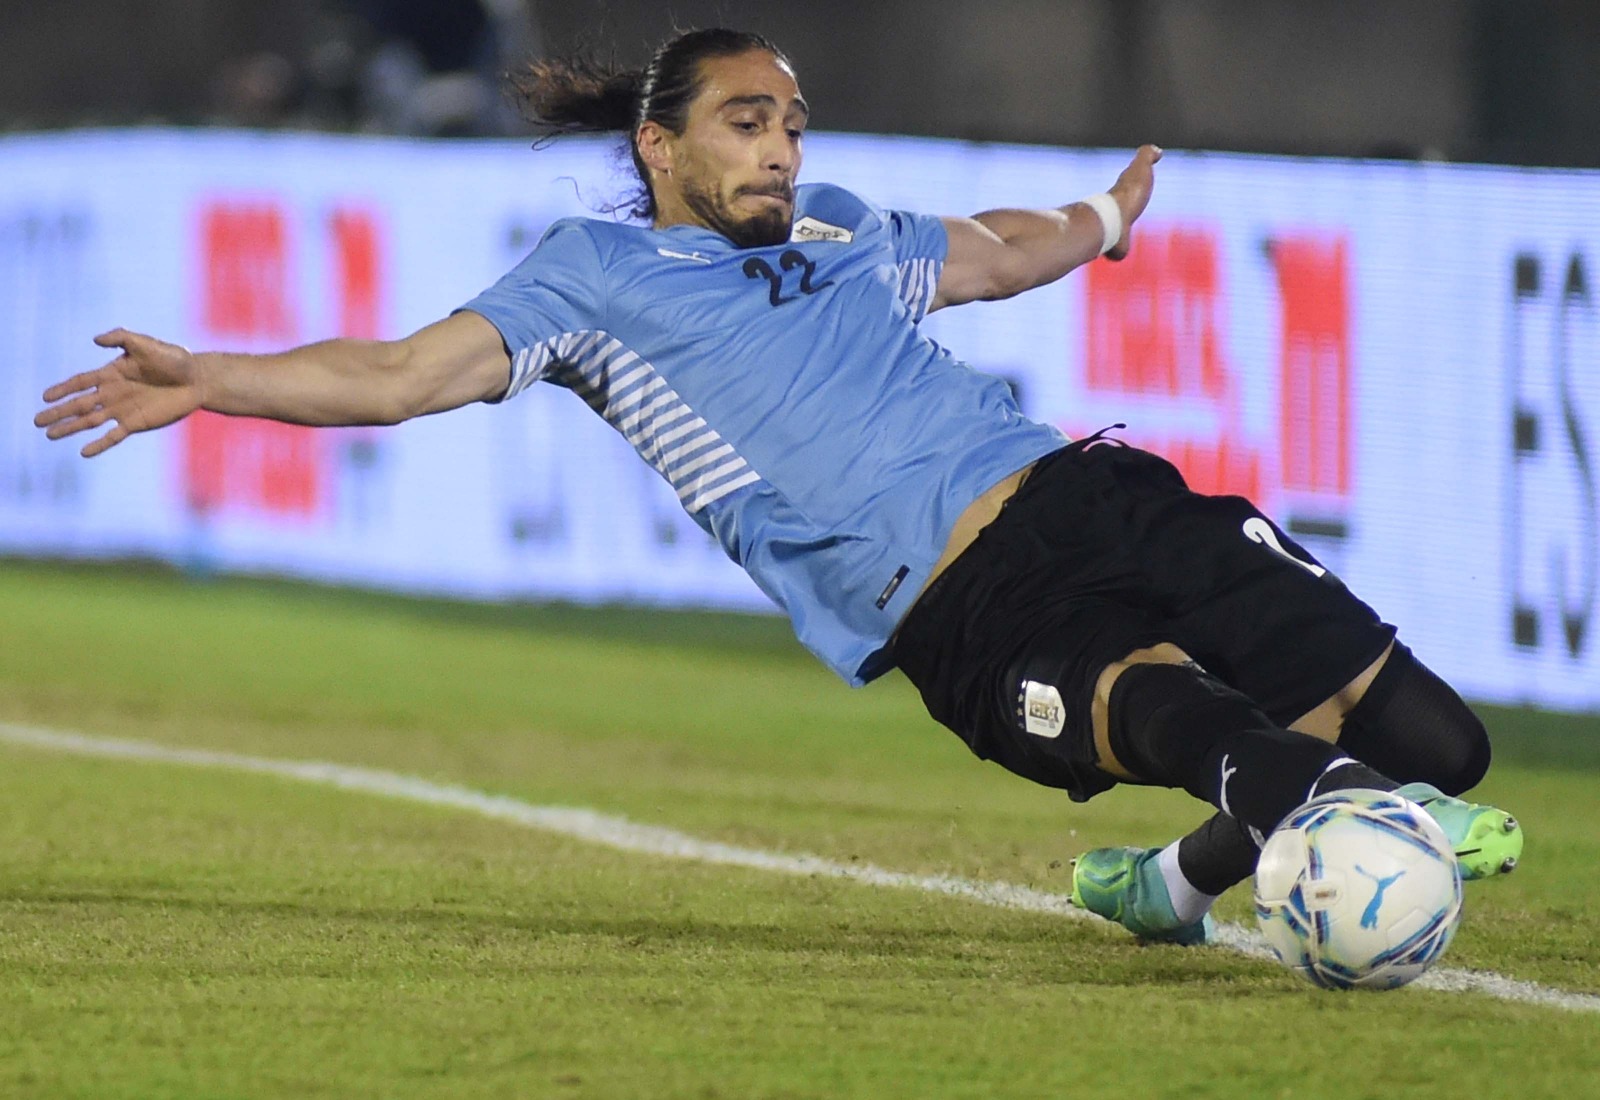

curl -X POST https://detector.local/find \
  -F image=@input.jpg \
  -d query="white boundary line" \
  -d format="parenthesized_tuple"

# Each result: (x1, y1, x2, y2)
(3, 721, 1597, 1015)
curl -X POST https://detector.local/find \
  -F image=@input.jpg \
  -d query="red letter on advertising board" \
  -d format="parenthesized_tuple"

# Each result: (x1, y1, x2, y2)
(188, 199, 321, 519)
(1086, 227, 1229, 400)
(1273, 236, 1351, 496)
(330, 206, 383, 341)
(1083, 226, 1261, 498)
(200, 202, 296, 341)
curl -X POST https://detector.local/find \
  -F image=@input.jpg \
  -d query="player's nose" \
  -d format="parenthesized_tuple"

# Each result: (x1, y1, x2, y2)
(761, 136, 797, 174)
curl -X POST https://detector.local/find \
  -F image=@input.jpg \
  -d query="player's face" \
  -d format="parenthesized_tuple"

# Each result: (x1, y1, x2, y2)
(658, 50, 807, 248)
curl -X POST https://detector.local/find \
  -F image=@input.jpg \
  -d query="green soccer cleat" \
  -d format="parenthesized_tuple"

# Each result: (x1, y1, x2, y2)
(1395, 782, 1524, 880)
(1070, 846, 1215, 945)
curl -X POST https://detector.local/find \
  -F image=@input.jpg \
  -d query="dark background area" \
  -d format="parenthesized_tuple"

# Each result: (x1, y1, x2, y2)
(1, 0, 1597, 165)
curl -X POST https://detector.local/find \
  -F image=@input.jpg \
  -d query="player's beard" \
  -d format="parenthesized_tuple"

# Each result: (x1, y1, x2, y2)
(682, 177, 793, 249)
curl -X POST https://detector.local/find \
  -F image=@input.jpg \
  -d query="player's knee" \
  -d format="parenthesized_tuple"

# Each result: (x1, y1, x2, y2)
(1106, 659, 1262, 785)
(1109, 658, 1366, 829)
(1340, 641, 1492, 796)
(1434, 710, 1491, 795)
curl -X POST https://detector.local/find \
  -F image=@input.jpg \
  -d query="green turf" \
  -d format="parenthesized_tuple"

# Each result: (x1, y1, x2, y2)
(2, 558, 1598, 1099)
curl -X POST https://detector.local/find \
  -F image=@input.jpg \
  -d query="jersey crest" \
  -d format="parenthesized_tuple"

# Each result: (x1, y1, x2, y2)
(790, 216, 854, 244)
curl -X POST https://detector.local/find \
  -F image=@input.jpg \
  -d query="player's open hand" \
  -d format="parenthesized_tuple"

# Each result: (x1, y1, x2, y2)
(1105, 144, 1163, 261)
(34, 329, 205, 457)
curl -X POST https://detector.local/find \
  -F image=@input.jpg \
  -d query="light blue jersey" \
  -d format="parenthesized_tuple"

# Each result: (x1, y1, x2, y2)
(462, 183, 1066, 684)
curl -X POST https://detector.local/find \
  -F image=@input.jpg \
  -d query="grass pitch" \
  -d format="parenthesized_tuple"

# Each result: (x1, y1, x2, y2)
(1, 559, 1598, 1099)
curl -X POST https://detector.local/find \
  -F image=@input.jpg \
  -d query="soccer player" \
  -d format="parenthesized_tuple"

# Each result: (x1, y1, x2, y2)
(34, 29, 1520, 942)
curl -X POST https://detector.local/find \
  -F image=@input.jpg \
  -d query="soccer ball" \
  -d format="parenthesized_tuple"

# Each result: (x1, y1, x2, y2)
(1254, 789, 1463, 990)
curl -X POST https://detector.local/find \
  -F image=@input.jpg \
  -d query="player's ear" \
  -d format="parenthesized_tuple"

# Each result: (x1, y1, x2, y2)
(636, 122, 673, 175)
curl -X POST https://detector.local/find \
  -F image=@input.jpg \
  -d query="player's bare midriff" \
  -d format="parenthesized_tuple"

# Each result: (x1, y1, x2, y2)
(910, 458, 1038, 608)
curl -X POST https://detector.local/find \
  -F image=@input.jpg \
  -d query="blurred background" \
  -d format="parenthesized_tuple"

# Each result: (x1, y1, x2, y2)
(1, 0, 1597, 165)
(2, 0, 1598, 715)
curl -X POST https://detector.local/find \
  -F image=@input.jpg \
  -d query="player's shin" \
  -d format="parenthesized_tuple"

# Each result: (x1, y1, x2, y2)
(1154, 642, 1504, 917)
(1104, 661, 1398, 836)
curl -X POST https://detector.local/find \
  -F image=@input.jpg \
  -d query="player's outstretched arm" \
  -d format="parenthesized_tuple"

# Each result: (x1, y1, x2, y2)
(929, 144, 1162, 312)
(34, 311, 511, 458)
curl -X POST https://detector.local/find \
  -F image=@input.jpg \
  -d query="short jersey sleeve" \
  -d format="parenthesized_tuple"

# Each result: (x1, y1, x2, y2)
(457, 219, 608, 402)
(884, 209, 948, 322)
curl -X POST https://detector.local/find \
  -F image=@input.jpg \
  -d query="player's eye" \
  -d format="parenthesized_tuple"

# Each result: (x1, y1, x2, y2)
(786, 128, 804, 140)
(732, 121, 760, 133)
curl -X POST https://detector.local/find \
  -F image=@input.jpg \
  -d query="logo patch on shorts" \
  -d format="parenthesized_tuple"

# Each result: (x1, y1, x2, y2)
(1019, 680, 1065, 739)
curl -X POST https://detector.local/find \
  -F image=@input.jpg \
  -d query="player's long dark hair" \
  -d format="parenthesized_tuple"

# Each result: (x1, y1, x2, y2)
(510, 28, 792, 221)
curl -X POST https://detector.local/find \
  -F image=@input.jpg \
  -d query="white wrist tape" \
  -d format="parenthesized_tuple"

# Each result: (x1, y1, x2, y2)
(1080, 192, 1124, 255)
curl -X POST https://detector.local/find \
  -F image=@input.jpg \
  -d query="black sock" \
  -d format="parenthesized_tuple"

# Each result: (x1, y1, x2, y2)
(1165, 649, 1456, 898)
(1172, 763, 1401, 897)
(1312, 759, 1396, 794)
(1171, 647, 1452, 898)
(1176, 812, 1261, 896)
(1107, 661, 1396, 835)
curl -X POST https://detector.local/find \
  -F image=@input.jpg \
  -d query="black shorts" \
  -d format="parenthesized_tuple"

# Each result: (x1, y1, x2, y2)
(892, 438, 1396, 802)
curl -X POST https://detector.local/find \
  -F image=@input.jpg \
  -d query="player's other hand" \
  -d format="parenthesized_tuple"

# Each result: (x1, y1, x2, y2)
(1106, 144, 1162, 261)
(34, 329, 205, 457)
